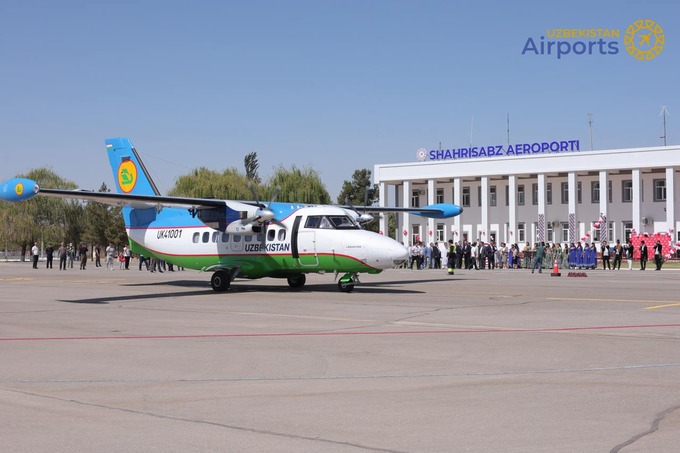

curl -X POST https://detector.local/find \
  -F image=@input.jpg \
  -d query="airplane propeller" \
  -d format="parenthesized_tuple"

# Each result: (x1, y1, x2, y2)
(345, 186, 375, 226)
(244, 184, 286, 230)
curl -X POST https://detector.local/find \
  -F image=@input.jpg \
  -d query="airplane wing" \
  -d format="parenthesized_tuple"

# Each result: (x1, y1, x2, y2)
(344, 203, 463, 219)
(0, 178, 257, 210)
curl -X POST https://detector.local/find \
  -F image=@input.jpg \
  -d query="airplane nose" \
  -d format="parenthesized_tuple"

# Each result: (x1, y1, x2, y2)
(366, 235, 408, 269)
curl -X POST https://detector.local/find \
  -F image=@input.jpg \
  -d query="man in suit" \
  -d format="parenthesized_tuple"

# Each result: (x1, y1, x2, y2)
(639, 240, 648, 270)
(654, 240, 663, 270)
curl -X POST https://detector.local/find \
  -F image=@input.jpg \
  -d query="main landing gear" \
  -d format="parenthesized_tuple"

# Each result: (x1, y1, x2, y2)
(211, 270, 230, 292)
(337, 273, 359, 293)
(287, 274, 306, 289)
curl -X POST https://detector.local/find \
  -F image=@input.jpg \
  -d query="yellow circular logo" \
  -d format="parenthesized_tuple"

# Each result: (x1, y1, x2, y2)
(117, 160, 137, 193)
(624, 19, 664, 60)
(15, 182, 24, 196)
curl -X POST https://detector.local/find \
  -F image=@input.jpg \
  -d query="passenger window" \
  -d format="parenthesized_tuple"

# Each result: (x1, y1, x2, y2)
(212, 232, 220, 243)
(233, 235, 241, 243)
(256, 233, 263, 243)
(202, 232, 210, 243)
(245, 235, 252, 242)
(267, 229, 276, 241)
(221, 233, 229, 242)
(192, 232, 200, 243)
(278, 230, 286, 241)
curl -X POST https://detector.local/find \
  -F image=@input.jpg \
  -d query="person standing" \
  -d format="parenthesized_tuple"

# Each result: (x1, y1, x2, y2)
(123, 245, 131, 270)
(654, 240, 663, 270)
(31, 242, 40, 269)
(601, 241, 611, 270)
(105, 243, 116, 270)
(531, 241, 545, 274)
(94, 244, 102, 267)
(58, 242, 68, 270)
(613, 240, 623, 270)
(45, 243, 54, 269)
(79, 243, 88, 270)
(639, 240, 648, 270)
(625, 239, 633, 270)
(446, 239, 455, 275)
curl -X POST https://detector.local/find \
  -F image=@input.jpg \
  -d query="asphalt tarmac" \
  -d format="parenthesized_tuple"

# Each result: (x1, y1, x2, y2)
(1, 260, 679, 452)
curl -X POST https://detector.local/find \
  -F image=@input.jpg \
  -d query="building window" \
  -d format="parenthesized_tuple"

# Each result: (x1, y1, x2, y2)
(577, 181, 582, 204)
(622, 180, 633, 202)
(436, 224, 444, 242)
(490, 186, 497, 207)
(518, 222, 525, 242)
(411, 189, 420, 208)
(608, 180, 612, 203)
(462, 186, 470, 207)
(653, 179, 666, 202)
(436, 188, 444, 204)
(532, 183, 538, 205)
(561, 222, 569, 243)
(517, 185, 525, 206)
(477, 186, 482, 207)
(547, 183, 552, 205)
(505, 185, 509, 206)
(412, 224, 421, 244)
(547, 222, 554, 242)
(623, 221, 633, 241)
(591, 181, 600, 203)
(593, 223, 600, 242)
(561, 182, 568, 204)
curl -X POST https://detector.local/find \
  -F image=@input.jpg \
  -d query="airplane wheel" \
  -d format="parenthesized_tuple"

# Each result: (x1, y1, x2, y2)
(287, 274, 306, 289)
(211, 271, 230, 292)
(338, 280, 354, 293)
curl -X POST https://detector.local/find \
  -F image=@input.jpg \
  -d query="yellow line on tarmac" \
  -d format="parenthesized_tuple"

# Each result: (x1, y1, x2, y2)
(547, 297, 655, 304)
(0, 277, 31, 281)
(645, 303, 680, 310)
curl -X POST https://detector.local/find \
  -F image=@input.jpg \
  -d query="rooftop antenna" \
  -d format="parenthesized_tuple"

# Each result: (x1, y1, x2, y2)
(506, 113, 510, 146)
(660, 106, 670, 146)
(588, 113, 593, 150)
(469, 116, 474, 148)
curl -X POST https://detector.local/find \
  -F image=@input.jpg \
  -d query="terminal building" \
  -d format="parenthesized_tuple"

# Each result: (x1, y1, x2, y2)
(374, 143, 680, 247)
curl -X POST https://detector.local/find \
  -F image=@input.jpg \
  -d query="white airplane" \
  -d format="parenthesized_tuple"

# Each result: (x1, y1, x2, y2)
(0, 138, 463, 292)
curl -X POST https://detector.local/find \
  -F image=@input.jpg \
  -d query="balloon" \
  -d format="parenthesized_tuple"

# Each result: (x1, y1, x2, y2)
(403, 229, 408, 236)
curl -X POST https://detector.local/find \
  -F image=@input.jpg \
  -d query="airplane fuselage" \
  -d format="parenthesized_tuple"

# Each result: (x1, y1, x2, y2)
(127, 205, 408, 280)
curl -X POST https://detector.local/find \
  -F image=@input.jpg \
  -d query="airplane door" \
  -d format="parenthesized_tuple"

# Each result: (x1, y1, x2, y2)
(292, 215, 318, 267)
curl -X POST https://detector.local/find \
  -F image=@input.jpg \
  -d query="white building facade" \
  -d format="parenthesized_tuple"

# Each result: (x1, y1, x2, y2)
(374, 145, 680, 247)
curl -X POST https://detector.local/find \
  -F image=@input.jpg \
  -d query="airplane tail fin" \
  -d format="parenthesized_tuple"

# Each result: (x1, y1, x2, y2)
(105, 138, 161, 196)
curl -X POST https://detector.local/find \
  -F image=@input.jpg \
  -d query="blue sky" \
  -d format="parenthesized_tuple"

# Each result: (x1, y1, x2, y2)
(1, 0, 677, 199)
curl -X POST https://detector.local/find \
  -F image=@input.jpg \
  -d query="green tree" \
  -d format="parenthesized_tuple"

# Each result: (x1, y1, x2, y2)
(83, 182, 127, 248)
(169, 167, 254, 200)
(0, 168, 79, 259)
(244, 152, 260, 183)
(268, 165, 331, 204)
(337, 169, 380, 232)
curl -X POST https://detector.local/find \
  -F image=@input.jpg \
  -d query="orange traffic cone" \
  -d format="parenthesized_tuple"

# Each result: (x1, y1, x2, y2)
(551, 258, 561, 277)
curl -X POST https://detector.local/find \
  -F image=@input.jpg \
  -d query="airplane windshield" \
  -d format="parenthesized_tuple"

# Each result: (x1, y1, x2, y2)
(328, 215, 359, 229)
(304, 215, 359, 230)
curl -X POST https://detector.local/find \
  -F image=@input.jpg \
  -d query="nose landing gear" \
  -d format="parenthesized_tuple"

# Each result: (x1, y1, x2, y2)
(338, 273, 359, 292)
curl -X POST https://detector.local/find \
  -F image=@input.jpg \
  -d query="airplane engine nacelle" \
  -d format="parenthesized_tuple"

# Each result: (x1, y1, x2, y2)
(225, 221, 260, 235)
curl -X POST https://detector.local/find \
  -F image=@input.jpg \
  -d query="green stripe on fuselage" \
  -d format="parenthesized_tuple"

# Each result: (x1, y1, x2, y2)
(129, 239, 379, 279)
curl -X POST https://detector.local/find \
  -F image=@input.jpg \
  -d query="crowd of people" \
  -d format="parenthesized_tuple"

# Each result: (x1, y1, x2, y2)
(404, 238, 669, 272)
(27, 242, 182, 272)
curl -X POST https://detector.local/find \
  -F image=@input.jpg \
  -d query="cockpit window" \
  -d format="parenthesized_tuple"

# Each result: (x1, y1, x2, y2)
(328, 215, 358, 229)
(305, 215, 358, 230)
